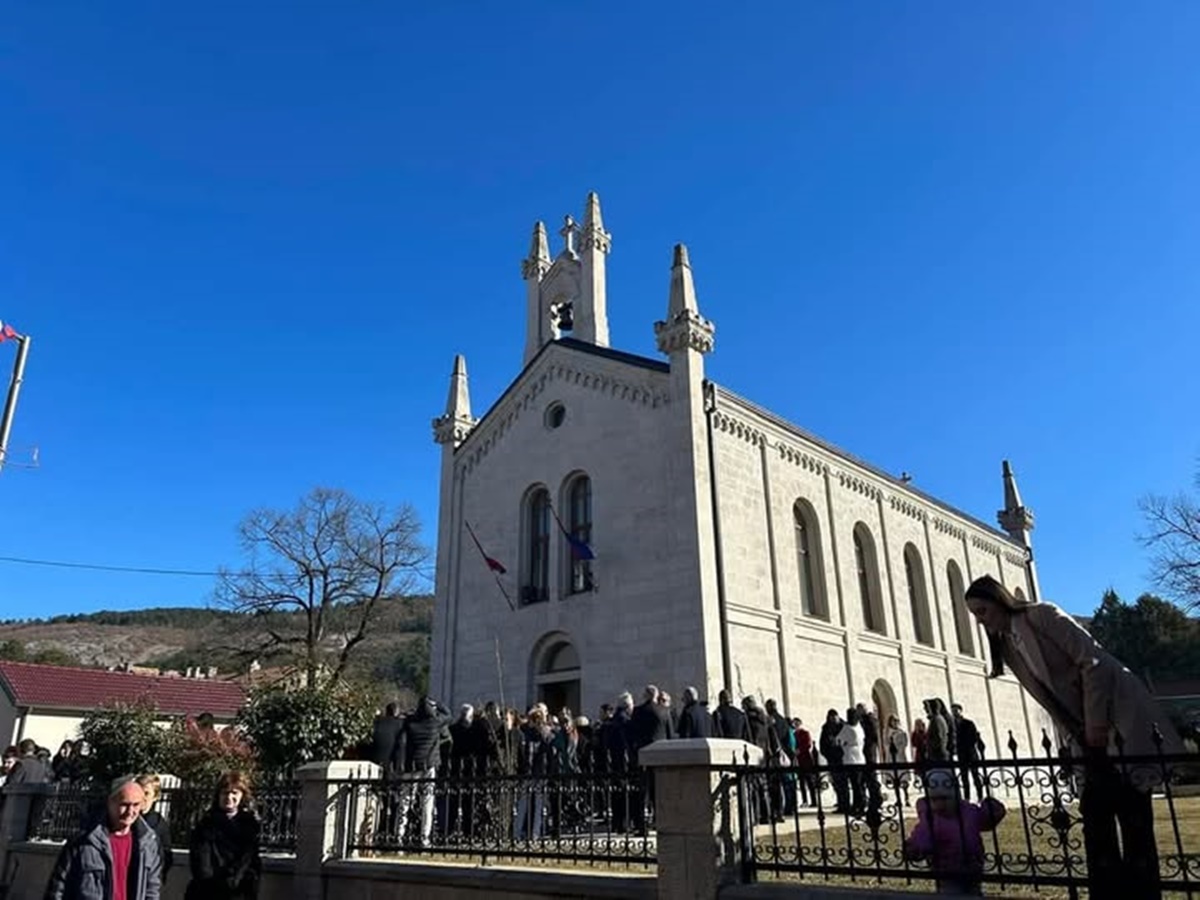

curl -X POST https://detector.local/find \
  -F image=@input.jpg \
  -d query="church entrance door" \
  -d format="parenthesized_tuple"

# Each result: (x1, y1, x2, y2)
(533, 638, 582, 717)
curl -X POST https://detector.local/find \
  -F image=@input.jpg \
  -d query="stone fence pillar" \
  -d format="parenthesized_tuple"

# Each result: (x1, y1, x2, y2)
(0, 782, 55, 886)
(293, 761, 380, 900)
(640, 738, 763, 900)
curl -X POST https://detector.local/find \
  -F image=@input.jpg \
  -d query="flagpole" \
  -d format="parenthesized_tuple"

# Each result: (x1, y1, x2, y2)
(464, 520, 515, 613)
(0, 334, 31, 474)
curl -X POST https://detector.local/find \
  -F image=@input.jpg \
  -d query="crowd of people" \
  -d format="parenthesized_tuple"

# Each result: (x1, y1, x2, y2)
(0, 738, 92, 788)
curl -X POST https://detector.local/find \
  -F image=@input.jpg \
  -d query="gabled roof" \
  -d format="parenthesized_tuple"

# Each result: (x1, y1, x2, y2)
(0, 660, 246, 719)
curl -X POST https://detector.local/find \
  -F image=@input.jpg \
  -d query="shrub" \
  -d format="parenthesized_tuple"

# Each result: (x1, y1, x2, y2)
(78, 701, 174, 784)
(170, 717, 257, 787)
(237, 684, 374, 777)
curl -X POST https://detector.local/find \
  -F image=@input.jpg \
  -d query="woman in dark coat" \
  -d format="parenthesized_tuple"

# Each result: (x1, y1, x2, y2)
(186, 771, 261, 900)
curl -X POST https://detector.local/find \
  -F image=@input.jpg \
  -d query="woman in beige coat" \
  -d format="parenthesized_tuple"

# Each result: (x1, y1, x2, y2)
(964, 574, 1183, 900)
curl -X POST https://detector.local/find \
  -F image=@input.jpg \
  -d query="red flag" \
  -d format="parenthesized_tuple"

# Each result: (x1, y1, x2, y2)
(0, 321, 19, 343)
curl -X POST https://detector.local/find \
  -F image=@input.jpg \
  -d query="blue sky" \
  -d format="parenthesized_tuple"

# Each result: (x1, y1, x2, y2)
(1, 3, 1197, 621)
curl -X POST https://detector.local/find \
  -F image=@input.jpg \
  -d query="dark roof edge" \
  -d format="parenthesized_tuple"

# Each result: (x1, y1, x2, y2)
(713, 384, 1023, 547)
(454, 338, 668, 457)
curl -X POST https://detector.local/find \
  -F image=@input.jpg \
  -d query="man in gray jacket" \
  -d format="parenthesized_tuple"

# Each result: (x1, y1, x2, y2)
(46, 778, 161, 900)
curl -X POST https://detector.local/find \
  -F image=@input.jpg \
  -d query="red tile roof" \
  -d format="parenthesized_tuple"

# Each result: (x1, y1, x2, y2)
(0, 661, 246, 719)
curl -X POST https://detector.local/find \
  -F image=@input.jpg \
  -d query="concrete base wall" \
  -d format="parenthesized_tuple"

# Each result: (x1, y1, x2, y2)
(3, 844, 655, 900)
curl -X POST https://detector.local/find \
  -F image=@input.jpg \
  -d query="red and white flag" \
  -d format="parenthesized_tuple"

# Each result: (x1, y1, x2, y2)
(0, 320, 19, 343)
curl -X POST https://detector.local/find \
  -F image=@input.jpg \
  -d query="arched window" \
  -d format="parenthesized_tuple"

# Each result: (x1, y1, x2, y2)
(904, 543, 935, 646)
(947, 560, 974, 656)
(521, 487, 551, 605)
(565, 474, 594, 594)
(1013, 586, 1028, 604)
(853, 524, 886, 634)
(794, 500, 828, 619)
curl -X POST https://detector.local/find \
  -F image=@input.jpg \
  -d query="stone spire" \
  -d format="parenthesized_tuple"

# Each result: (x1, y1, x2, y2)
(432, 354, 476, 447)
(997, 459, 1034, 540)
(576, 191, 611, 348)
(655, 243, 715, 355)
(521, 221, 551, 279)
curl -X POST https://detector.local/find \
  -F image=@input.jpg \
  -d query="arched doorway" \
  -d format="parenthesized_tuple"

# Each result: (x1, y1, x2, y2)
(532, 637, 581, 717)
(872, 678, 899, 732)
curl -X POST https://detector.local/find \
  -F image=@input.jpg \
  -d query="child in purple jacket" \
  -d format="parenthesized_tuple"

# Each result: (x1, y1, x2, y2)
(904, 768, 1006, 895)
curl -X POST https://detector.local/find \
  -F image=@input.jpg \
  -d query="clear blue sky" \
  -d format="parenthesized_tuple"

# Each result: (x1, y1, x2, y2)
(2, 3, 1197, 621)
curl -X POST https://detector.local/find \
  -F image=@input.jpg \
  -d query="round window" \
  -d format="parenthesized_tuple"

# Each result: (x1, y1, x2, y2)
(545, 402, 567, 429)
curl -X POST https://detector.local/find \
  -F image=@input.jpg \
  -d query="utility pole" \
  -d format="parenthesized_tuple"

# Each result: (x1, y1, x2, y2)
(0, 331, 31, 474)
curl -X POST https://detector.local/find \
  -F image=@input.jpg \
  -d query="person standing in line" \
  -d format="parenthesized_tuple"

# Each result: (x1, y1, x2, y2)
(46, 778, 161, 900)
(136, 775, 173, 887)
(185, 771, 261, 900)
(884, 715, 912, 807)
(923, 699, 953, 763)
(676, 687, 714, 739)
(965, 574, 1185, 900)
(951, 704, 986, 801)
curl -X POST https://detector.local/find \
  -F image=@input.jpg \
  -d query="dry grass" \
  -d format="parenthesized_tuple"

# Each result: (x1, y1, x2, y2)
(750, 795, 1200, 897)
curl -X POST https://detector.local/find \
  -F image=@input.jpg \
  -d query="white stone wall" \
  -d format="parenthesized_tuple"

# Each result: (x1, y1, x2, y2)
(432, 344, 714, 716)
(710, 390, 1044, 750)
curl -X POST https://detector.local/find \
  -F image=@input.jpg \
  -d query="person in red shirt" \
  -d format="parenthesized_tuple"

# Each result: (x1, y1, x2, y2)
(46, 778, 162, 900)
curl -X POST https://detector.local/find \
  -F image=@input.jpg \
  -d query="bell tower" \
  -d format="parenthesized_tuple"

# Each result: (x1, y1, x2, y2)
(521, 192, 612, 366)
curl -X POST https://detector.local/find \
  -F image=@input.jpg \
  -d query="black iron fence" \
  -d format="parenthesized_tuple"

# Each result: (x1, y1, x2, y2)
(716, 728, 1200, 898)
(26, 781, 301, 854)
(330, 760, 656, 868)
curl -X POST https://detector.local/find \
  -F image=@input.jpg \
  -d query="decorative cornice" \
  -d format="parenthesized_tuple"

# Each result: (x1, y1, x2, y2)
(888, 494, 928, 523)
(1004, 549, 1030, 567)
(932, 517, 967, 540)
(778, 443, 828, 475)
(836, 470, 883, 501)
(998, 505, 1035, 538)
(654, 310, 715, 355)
(432, 413, 476, 447)
(711, 410, 767, 448)
(458, 357, 670, 474)
(971, 534, 1003, 556)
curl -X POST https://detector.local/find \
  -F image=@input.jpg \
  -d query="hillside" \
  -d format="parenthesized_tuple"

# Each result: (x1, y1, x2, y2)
(0, 597, 433, 699)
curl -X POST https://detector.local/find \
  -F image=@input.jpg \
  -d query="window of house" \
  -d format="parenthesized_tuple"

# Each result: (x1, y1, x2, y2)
(521, 487, 551, 605)
(854, 524, 886, 634)
(794, 501, 827, 620)
(947, 560, 974, 656)
(566, 475, 594, 594)
(904, 543, 935, 646)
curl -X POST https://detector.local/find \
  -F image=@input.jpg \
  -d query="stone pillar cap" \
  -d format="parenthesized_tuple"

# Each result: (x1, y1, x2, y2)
(639, 738, 764, 768)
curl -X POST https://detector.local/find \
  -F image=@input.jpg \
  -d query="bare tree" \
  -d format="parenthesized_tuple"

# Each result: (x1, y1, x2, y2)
(217, 487, 427, 688)
(1140, 465, 1200, 611)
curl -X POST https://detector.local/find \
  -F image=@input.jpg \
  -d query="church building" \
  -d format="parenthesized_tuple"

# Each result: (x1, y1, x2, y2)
(430, 193, 1053, 754)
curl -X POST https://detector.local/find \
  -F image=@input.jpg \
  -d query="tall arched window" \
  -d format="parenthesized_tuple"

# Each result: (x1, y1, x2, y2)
(521, 487, 551, 605)
(853, 524, 886, 634)
(1013, 586, 1028, 604)
(904, 543, 934, 646)
(794, 500, 827, 619)
(947, 560, 974, 656)
(566, 474, 594, 594)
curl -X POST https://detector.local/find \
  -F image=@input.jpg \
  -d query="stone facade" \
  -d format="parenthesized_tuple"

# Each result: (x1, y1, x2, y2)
(430, 193, 1053, 755)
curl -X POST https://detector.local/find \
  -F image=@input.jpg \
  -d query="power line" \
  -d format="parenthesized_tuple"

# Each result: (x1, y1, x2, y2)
(0, 555, 436, 581)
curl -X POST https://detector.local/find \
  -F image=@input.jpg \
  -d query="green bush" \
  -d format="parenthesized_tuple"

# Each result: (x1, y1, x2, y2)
(237, 684, 375, 777)
(78, 701, 174, 784)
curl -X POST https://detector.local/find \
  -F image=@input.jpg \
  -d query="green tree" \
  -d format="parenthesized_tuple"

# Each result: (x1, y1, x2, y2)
(390, 636, 430, 696)
(1089, 589, 1200, 683)
(216, 488, 427, 689)
(1141, 463, 1200, 610)
(0, 639, 26, 661)
(237, 684, 375, 777)
(78, 702, 174, 784)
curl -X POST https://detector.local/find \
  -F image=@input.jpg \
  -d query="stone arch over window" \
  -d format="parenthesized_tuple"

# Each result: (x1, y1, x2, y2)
(947, 560, 974, 656)
(853, 523, 886, 634)
(520, 485, 551, 605)
(561, 472, 594, 595)
(1013, 586, 1028, 604)
(904, 543, 935, 646)
(530, 631, 581, 717)
(793, 499, 828, 620)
